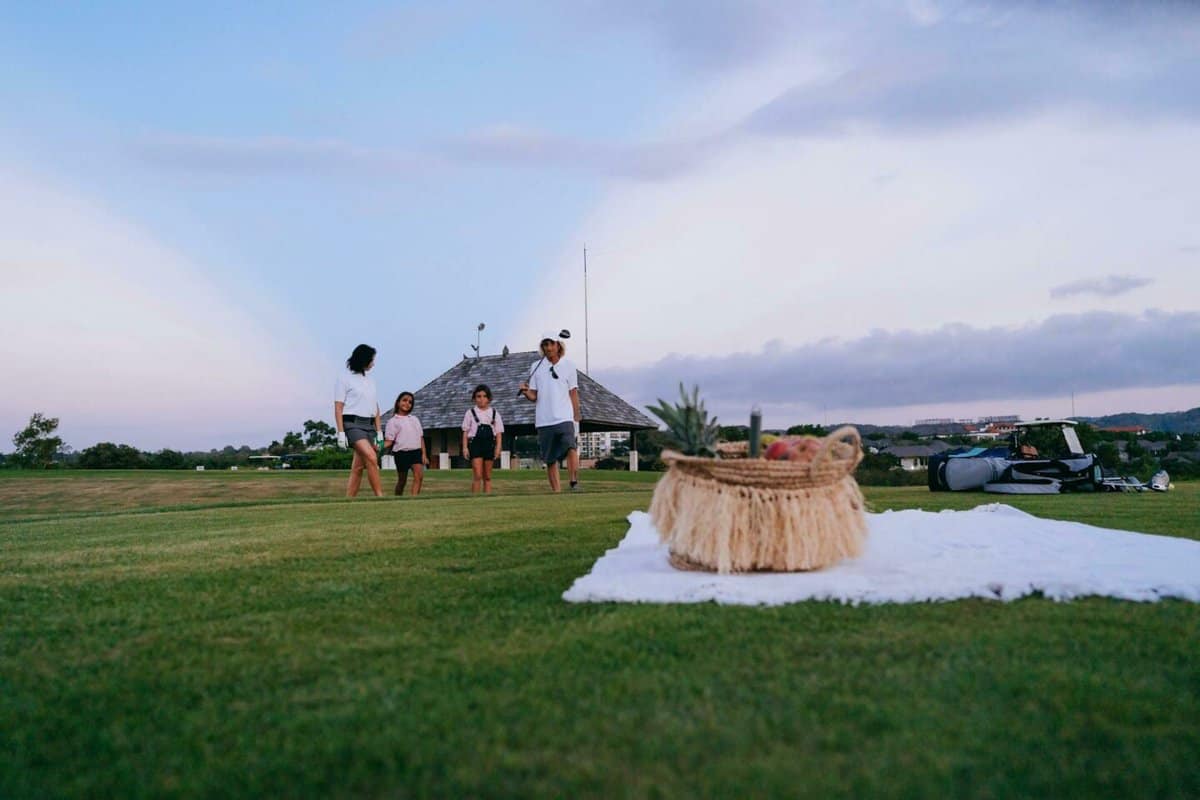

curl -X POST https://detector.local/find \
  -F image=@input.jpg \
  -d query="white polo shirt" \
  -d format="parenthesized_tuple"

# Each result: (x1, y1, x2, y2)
(334, 370, 378, 418)
(529, 356, 578, 428)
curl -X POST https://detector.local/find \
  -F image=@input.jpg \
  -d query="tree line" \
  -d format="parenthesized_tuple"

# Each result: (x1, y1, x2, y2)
(6, 412, 1198, 481)
(2, 414, 356, 470)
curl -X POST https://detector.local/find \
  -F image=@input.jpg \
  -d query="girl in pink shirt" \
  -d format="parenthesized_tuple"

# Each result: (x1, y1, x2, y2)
(384, 391, 428, 496)
(461, 384, 504, 494)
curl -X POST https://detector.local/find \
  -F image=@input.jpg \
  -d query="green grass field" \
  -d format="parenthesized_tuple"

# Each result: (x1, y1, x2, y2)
(2, 471, 1198, 798)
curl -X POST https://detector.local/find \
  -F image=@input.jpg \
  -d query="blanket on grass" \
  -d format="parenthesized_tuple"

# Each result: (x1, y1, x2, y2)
(562, 504, 1200, 606)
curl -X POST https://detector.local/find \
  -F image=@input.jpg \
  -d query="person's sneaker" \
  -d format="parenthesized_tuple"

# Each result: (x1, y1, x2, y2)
(569, 481, 580, 492)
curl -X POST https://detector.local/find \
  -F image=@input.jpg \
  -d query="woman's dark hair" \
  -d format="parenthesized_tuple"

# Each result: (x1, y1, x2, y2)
(393, 391, 415, 414)
(472, 384, 492, 401)
(346, 344, 376, 375)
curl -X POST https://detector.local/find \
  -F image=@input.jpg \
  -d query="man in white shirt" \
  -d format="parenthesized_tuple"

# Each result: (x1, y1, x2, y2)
(518, 329, 582, 492)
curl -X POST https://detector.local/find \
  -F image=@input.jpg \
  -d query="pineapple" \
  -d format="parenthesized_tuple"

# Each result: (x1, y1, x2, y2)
(647, 383, 721, 457)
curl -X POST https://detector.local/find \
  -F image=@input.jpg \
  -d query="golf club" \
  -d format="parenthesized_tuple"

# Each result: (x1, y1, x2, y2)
(516, 329, 570, 397)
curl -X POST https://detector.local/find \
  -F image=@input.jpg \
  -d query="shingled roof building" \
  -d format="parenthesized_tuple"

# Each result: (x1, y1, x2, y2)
(387, 351, 657, 469)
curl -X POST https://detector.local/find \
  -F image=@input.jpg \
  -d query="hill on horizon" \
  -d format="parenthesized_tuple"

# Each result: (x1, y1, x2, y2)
(1078, 406, 1200, 434)
(823, 407, 1200, 436)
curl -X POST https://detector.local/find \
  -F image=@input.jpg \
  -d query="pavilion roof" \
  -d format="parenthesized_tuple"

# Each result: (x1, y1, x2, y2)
(391, 351, 658, 433)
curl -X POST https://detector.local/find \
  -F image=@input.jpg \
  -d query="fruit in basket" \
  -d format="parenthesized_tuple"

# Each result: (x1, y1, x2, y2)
(787, 437, 821, 463)
(762, 435, 822, 462)
(763, 439, 790, 460)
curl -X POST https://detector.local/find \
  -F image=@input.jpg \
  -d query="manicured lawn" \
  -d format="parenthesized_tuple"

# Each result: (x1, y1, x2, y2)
(1, 473, 1197, 798)
(0, 468, 658, 522)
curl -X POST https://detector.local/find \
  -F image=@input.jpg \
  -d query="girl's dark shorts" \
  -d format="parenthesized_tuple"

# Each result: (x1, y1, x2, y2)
(392, 448, 423, 471)
(468, 437, 496, 461)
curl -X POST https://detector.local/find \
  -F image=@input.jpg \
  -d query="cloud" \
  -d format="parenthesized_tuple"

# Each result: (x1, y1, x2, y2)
(601, 311, 1200, 421)
(0, 166, 327, 451)
(742, 39, 1200, 139)
(136, 124, 731, 183)
(583, 1, 1200, 150)
(585, 1, 1200, 76)
(574, 0, 808, 72)
(1050, 275, 1153, 299)
(905, 0, 943, 27)
(136, 2, 1200, 187)
(515, 119, 1200, 378)
(443, 124, 727, 181)
(135, 127, 726, 183)
(136, 135, 428, 178)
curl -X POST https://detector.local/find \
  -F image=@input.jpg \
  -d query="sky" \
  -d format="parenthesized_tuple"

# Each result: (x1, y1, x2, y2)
(1, 1, 1198, 451)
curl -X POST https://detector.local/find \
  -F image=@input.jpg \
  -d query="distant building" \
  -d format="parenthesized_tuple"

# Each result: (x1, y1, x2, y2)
(968, 421, 1018, 440)
(883, 444, 939, 471)
(1101, 425, 1150, 436)
(914, 414, 1021, 440)
(911, 422, 970, 438)
(579, 430, 630, 459)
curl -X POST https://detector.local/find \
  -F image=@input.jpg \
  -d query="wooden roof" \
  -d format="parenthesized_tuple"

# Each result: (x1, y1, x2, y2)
(391, 351, 658, 434)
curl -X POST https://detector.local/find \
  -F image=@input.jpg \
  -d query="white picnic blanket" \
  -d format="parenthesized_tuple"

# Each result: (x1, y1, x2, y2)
(563, 504, 1200, 605)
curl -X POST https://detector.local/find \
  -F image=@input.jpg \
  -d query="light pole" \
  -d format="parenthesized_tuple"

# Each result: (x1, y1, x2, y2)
(583, 245, 589, 375)
(471, 322, 485, 358)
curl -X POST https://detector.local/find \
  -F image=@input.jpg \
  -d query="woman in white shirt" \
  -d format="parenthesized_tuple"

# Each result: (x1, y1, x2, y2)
(334, 343, 383, 497)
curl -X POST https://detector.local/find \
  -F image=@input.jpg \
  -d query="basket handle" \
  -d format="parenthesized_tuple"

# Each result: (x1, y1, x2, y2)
(812, 426, 862, 471)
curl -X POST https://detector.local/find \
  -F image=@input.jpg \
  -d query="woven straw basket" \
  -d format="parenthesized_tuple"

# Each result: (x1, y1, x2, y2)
(649, 426, 867, 574)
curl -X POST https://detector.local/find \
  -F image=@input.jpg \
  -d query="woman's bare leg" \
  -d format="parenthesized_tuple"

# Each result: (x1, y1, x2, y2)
(353, 439, 383, 497)
(394, 466, 409, 496)
(482, 459, 494, 493)
(411, 464, 424, 495)
(347, 449, 364, 497)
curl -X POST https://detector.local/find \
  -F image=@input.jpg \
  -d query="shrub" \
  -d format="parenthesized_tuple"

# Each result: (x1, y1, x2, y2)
(594, 457, 627, 470)
(148, 449, 189, 469)
(308, 448, 356, 469)
(855, 467, 927, 487)
(78, 442, 147, 469)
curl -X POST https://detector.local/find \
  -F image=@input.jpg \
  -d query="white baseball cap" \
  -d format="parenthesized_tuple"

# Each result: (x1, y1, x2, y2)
(539, 328, 571, 343)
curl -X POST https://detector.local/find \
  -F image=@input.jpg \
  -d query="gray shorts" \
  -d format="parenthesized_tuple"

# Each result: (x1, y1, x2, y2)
(538, 421, 577, 465)
(344, 416, 376, 446)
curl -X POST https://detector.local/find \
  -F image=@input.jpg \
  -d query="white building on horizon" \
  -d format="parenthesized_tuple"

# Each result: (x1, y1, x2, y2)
(579, 430, 630, 460)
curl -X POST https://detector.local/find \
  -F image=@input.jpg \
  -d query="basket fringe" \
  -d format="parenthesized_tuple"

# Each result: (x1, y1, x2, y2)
(649, 467, 867, 573)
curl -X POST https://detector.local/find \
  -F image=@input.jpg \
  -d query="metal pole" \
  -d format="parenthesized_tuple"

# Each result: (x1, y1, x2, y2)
(583, 245, 590, 375)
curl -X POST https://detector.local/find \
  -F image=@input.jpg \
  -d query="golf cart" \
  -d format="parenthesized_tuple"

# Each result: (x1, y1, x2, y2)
(928, 420, 1103, 494)
(1100, 468, 1172, 493)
